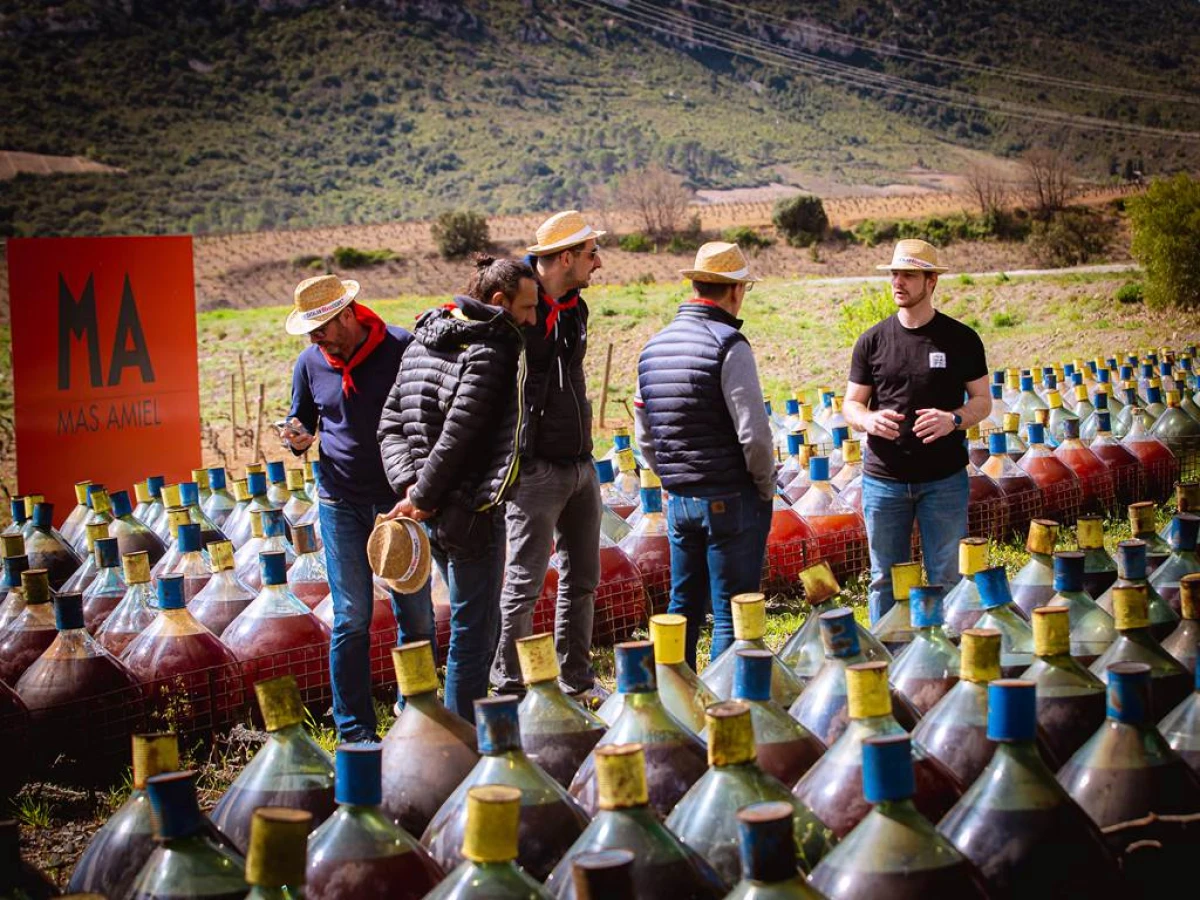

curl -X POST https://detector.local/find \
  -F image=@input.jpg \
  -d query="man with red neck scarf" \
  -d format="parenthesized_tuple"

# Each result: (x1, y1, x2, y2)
(284, 273, 432, 743)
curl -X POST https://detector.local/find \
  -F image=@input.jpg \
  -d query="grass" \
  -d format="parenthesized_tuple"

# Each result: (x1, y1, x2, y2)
(12, 794, 53, 829)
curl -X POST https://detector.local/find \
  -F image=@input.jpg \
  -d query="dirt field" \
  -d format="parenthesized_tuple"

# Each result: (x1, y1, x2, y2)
(0, 150, 123, 179)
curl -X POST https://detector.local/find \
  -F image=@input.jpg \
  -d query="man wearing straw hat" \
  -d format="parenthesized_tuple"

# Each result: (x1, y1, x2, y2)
(633, 241, 775, 669)
(284, 273, 432, 743)
(843, 239, 991, 624)
(490, 210, 606, 701)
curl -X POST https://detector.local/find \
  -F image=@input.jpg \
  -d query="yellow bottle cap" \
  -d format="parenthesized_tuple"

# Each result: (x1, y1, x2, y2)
(731, 593, 766, 641)
(1034, 408, 1050, 427)
(209, 540, 235, 573)
(595, 744, 649, 810)
(1177, 482, 1200, 513)
(842, 440, 861, 464)
(639, 469, 661, 490)
(461, 785, 521, 863)
(133, 481, 153, 504)
(249, 508, 265, 539)
(1180, 573, 1200, 620)
(74, 481, 93, 504)
(960, 629, 1002, 683)
(1003, 412, 1021, 433)
(649, 614, 687, 666)
(1074, 385, 1089, 402)
(232, 479, 251, 503)
(1031, 607, 1071, 657)
(1167, 390, 1181, 407)
(167, 507, 192, 540)
(846, 661, 892, 719)
(798, 403, 812, 423)
(966, 425, 980, 441)
(706, 700, 756, 767)
(1076, 516, 1105, 550)
(246, 807, 311, 888)
(85, 521, 109, 552)
(800, 445, 812, 465)
(1026, 519, 1059, 556)
(1112, 584, 1150, 630)
(123, 551, 151, 585)
(1, 534, 25, 558)
(832, 396, 844, 412)
(1048, 392, 1063, 410)
(87, 490, 109, 516)
(286, 468, 306, 491)
(247, 463, 265, 475)
(959, 538, 988, 576)
(616, 448, 637, 474)
(191, 469, 210, 490)
(20, 569, 50, 605)
(161, 484, 182, 509)
(516, 633, 560, 684)
(614, 425, 630, 437)
(254, 675, 305, 731)
(304, 460, 316, 480)
(132, 733, 180, 789)
(22, 494, 44, 518)
(1128, 502, 1157, 535)
(799, 561, 840, 605)
(392, 641, 439, 696)
(890, 562, 923, 601)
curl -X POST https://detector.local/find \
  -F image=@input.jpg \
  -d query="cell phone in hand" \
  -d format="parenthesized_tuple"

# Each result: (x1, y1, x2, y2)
(276, 417, 310, 439)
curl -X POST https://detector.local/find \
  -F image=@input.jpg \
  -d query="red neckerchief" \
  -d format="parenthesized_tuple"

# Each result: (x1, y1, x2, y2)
(319, 303, 387, 396)
(543, 288, 579, 338)
(686, 298, 723, 308)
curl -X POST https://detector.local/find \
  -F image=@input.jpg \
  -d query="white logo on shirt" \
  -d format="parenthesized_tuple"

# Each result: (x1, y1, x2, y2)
(929, 352, 947, 369)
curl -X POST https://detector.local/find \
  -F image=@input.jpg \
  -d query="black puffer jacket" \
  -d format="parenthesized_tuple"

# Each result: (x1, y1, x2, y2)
(378, 296, 525, 527)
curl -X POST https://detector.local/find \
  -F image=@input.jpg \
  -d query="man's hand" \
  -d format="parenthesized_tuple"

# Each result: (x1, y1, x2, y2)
(914, 408, 957, 443)
(863, 409, 904, 440)
(278, 417, 315, 452)
(382, 491, 433, 523)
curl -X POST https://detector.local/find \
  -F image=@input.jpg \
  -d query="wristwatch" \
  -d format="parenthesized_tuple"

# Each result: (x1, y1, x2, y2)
(952, 412, 963, 428)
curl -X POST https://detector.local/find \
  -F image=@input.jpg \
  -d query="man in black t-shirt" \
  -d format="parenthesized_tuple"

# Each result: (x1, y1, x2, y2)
(844, 240, 991, 623)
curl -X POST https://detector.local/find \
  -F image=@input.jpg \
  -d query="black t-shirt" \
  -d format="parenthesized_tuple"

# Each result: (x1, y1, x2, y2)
(849, 311, 988, 483)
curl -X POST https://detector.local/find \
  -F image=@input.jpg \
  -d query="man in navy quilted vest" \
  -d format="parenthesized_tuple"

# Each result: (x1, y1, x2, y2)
(634, 242, 775, 669)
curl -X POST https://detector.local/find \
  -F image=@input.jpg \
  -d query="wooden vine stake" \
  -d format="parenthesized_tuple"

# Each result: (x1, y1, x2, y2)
(229, 373, 238, 461)
(598, 342, 614, 429)
(252, 383, 265, 464)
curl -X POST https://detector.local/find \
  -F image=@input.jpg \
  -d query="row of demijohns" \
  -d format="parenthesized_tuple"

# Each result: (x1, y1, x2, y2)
(6, 548, 1197, 900)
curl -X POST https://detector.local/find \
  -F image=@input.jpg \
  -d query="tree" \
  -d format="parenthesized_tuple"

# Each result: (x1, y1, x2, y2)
(1021, 147, 1076, 218)
(431, 210, 490, 259)
(964, 162, 1010, 219)
(772, 194, 828, 247)
(1128, 173, 1200, 309)
(615, 165, 694, 241)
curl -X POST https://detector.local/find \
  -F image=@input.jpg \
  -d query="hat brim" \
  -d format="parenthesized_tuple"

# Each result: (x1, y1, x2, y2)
(285, 280, 360, 335)
(680, 269, 757, 284)
(526, 228, 607, 256)
(368, 517, 432, 594)
(875, 263, 949, 273)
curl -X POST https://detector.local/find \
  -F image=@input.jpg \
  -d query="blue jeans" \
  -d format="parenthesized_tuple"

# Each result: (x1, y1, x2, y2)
(427, 507, 506, 724)
(320, 497, 433, 742)
(861, 470, 969, 625)
(666, 486, 772, 671)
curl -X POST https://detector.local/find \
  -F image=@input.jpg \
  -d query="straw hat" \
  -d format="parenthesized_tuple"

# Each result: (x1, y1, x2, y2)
(680, 241, 757, 284)
(285, 274, 360, 335)
(366, 515, 431, 594)
(875, 239, 949, 273)
(527, 210, 606, 256)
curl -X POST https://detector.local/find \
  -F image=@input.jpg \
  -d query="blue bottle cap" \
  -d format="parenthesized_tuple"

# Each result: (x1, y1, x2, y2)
(822, 391, 835, 407)
(785, 398, 800, 415)
(96, 536, 120, 569)
(1171, 514, 1200, 552)
(1062, 418, 1080, 439)
(9, 499, 24, 524)
(732, 649, 773, 702)
(335, 743, 383, 806)
(266, 460, 286, 483)
(309, 461, 321, 481)
(147, 475, 165, 497)
(862, 734, 915, 803)
(86, 484, 107, 507)
(990, 384, 1003, 399)
(111, 490, 133, 518)
(763, 400, 774, 416)
(177, 522, 202, 554)
(1116, 540, 1148, 580)
(832, 426, 849, 449)
(736, 801, 797, 884)
(615, 641, 657, 694)
(262, 507, 287, 538)
(208, 467, 228, 491)
(1104, 368, 1116, 383)
(1088, 360, 1099, 375)
(595, 459, 615, 484)
(613, 433, 631, 451)
(1160, 362, 1172, 376)
(475, 695, 522, 754)
(3, 555, 29, 589)
(786, 431, 804, 457)
(53, 592, 86, 631)
(1044, 373, 1057, 389)
(1027, 422, 1046, 445)
(818, 608, 860, 658)
(1141, 363, 1154, 378)
(992, 371, 1005, 385)
(1072, 372, 1083, 386)
(808, 455, 830, 482)
(1148, 385, 1162, 404)
(975, 566, 1013, 610)
(1105, 662, 1151, 724)
(31, 502, 54, 529)
(260, 550, 288, 586)
(1053, 551, 1085, 593)
(988, 432, 1007, 455)
(145, 771, 203, 840)
(247, 471, 268, 497)
(1093, 391, 1108, 411)
(1064, 363, 1076, 377)
(987, 679, 1037, 742)
(1125, 387, 1138, 405)
(1106, 357, 1117, 370)
(1020, 375, 1034, 391)
(1096, 412, 1112, 434)
(157, 574, 186, 610)
(909, 585, 945, 628)
(640, 487, 662, 514)
(179, 482, 199, 507)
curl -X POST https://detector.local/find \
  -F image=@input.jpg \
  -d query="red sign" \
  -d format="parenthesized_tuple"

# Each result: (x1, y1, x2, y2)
(8, 236, 201, 523)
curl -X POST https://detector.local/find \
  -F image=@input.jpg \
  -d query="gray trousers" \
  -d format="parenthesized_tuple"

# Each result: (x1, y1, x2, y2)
(490, 457, 601, 693)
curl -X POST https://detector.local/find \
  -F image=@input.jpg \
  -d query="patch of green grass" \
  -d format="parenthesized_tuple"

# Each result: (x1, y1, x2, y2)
(992, 311, 1019, 328)
(12, 794, 53, 829)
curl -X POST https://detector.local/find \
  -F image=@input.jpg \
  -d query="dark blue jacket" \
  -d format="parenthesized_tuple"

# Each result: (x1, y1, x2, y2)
(637, 303, 754, 497)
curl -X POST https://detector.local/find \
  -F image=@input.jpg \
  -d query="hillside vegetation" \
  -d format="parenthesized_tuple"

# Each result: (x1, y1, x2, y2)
(0, 0, 1196, 238)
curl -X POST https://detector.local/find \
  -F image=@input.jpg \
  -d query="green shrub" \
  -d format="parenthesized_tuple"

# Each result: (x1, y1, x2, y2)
(431, 210, 490, 260)
(772, 194, 828, 247)
(1026, 207, 1116, 268)
(291, 253, 324, 267)
(331, 246, 395, 268)
(958, 274, 974, 286)
(666, 232, 703, 254)
(991, 311, 1018, 328)
(837, 285, 894, 347)
(1129, 173, 1200, 309)
(721, 226, 773, 250)
(619, 232, 655, 253)
(1116, 282, 1145, 304)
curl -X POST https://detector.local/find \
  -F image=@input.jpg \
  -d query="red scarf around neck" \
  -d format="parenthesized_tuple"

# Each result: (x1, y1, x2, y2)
(543, 291, 579, 338)
(319, 303, 387, 396)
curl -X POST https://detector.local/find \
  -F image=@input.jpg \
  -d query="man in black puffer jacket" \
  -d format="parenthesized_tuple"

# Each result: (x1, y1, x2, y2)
(378, 256, 536, 721)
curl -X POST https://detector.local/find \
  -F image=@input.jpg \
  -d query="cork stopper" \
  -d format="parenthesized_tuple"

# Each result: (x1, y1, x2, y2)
(161, 484, 182, 509)
(515, 633, 559, 684)
(20, 569, 50, 605)
(890, 562, 923, 601)
(1180, 573, 1200, 619)
(132, 733, 180, 789)
(133, 481, 153, 504)
(595, 744, 649, 810)
(1003, 412, 1021, 433)
(1026, 519, 1059, 556)
(84, 521, 108, 552)
(731, 593, 766, 641)
(246, 807, 311, 888)
(122, 551, 151, 585)
(799, 561, 840, 604)
(1129, 501, 1157, 535)
(961, 629, 1002, 683)
(705, 700, 756, 767)
(74, 481, 93, 504)
(286, 468, 306, 491)
(847, 661, 892, 719)
(392, 641, 439, 697)
(1177, 482, 1200, 513)
(649, 614, 687, 666)
(959, 538, 988, 576)
(209, 540, 235, 573)
(1076, 516, 1105, 550)
(254, 675, 305, 732)
(1032, 607, 1071, 657)
(843, 439, 861, 464)
(461, 786, 521, 864)
(1112, 584, 1150, 630)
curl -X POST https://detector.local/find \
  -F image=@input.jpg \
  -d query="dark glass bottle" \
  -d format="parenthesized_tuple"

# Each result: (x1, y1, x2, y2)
(941, 538, 989, 640)
(807, 735, 989, 899)
(24, 502, 82, 589)
(1161, 572, 1199, 675)
(722, 802, 830, 900)
(868, 561, 922, 655)
(0, 549, 31, 634)
(0, 818, 59, 900)
(0, 570, 57, 686)
(1158, 661, 1200, 778)
(1076, 515, 1118, 598)
(1127, 501, 1172, 572)
(973, 567, 1035, 676)
(107, 489, 168, 569)
(209, 675, 336, 854)
(81, 536, 127, 632)
(1149, 513, 1200, 614)
(1096, 539, 1180, 641)
(1009, 519, 1058, 619)
(244, 806, 310, 900)
(889, 585, 960, 715)
(307, 743, 444, 900)
(0, 682, 31, 804)
(699, 593, 804, 707)
(938, 680, 1122, 899)
(1044, 551, 1115, 664)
